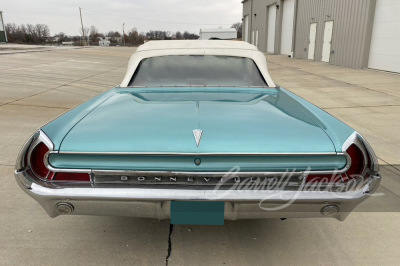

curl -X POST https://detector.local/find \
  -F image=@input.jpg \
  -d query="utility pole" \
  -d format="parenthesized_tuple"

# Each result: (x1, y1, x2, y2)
(122, 23, 125, 46)
(79, 7, 87, 46)
(0, 11, 8, 43)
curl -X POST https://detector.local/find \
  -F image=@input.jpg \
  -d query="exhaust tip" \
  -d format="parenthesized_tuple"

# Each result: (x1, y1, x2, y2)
(56, 202, 74, 214)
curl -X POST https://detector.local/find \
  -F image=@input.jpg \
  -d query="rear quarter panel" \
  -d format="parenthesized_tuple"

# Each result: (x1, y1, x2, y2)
(41, 88, 117, 150)
(280, 87, 354, 151)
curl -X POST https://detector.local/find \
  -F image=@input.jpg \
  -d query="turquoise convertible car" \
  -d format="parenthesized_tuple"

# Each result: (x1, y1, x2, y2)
(15, 41, 380, 224)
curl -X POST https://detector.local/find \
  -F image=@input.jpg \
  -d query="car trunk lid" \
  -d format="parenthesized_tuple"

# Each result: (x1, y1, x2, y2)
(58, 87, 336, 154)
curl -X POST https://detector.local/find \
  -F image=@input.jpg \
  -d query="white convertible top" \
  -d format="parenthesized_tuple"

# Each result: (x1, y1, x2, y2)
(120, 40, 276, 87)
(136, 40, 257, 51)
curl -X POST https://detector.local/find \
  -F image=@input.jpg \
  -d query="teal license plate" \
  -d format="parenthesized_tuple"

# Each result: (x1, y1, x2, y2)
(170, 201, 225, 225)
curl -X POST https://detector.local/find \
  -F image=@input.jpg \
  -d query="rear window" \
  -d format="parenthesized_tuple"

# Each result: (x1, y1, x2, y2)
(128, 55, 268, 87)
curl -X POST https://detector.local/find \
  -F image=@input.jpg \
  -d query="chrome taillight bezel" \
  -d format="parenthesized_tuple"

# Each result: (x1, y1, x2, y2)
(342, 132, 379, 175)
(15, 130, 54, 172)
(15, 130, 91, 183)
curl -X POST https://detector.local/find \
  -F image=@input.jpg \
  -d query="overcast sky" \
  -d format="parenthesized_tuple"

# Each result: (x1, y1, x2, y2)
(1, 0, 243, 36)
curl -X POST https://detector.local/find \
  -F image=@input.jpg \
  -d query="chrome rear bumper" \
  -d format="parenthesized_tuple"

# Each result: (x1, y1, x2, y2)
(15, 169, 381, 221)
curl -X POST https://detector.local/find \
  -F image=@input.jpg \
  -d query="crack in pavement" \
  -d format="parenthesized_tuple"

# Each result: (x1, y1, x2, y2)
(378, 157, 400, 172)
(323, 104, 400, 110)
(0, 164, 14, 167)
(0, 63, 127, 108)
(0, 46, 85, 56)
(165, 224, 174, 266)
(7, 103, 70, 110)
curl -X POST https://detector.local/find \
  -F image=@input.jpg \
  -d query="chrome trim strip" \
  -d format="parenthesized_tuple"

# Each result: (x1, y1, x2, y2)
(342, 132, 358, 152)
(15, 132, 37, 171)
(51, 151, 338, 156)
(358, 134, 379, 172)
(46, 152, 350, 175)
(38, 131, 54, 150)
(92, 170, 303, 177)
(44, 160, 92, 174)
(94, 168, 350, 177)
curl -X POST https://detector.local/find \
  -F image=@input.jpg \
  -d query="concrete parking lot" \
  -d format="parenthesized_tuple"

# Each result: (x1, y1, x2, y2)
(0, 46, 399, 265)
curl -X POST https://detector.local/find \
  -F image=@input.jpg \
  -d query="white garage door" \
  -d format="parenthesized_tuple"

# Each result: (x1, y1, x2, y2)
(267, 5, 277, 53)
(368, 0, 400, 73)
(280, 0, 295, 56)
(243, 15, 249, 43)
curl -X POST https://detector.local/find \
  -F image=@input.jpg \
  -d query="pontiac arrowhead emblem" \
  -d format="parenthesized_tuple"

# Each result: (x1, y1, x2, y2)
(193, 129, 203, 147)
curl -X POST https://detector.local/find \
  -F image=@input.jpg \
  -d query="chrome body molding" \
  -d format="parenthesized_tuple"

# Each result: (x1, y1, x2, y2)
(50, 151, 339, 156)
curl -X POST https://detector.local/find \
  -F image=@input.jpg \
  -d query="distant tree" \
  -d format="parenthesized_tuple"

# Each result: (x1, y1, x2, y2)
(175, 31, 183, 40)
(5, 23, 20, 42)
(89, 25, 101, 43)
(231, 22, 242, 38)
(5, 22, 51, 44)
(182, 31, 199, 40)
(126, 28, 144, 46)
(35, 24, 50, 43)
(146, 30, 168, 40)
(106, 31, 121, 37)
(55, 32, 68, 43)
(25, 24, 36, 43)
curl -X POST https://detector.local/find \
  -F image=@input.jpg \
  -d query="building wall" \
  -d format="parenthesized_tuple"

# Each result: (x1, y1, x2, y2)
(293, 0, 376, 68)
(243, 0, 377, 69)
(200, 31, 237, 40)
(243, 0, 282, 52)
(368, 0, 400, 73)
(242, 1, 252, 43)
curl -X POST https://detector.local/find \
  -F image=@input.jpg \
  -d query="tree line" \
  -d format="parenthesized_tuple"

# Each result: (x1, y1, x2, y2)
(5, 22, 242, 46)
(5, 23, 50, 44)
(81, 26, 200, 46)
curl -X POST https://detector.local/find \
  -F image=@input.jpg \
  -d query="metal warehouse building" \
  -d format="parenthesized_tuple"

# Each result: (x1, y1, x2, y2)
(242, 0, 400, 73)
(199, 28, 237, 40)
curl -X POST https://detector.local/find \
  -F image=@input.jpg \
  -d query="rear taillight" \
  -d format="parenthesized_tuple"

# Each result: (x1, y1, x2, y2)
(30, 142, 90, 182)
(30, 142, 50, 179)
(345, 144, 365, 178)
(306, 144, 366, 184)
(53, 172, 91, 182)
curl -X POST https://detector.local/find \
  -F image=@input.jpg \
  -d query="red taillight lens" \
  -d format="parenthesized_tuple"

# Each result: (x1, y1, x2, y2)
(29, 141, 90, 182)
(53, 172, 91, 182)
(30, 142, 50, 179)
(346, 144, 365, 178)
